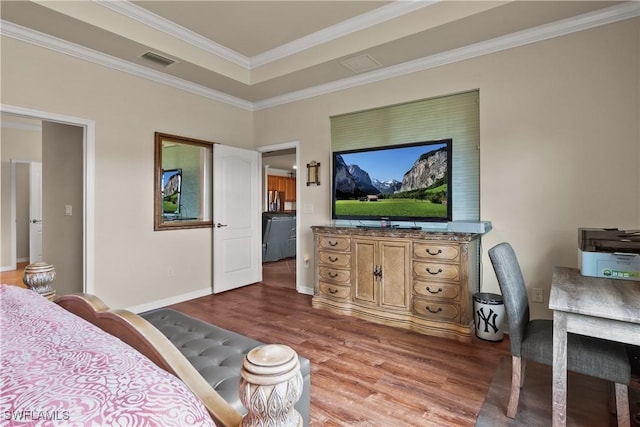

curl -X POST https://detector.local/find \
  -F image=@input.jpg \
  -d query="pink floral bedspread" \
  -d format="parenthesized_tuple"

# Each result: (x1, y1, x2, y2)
(0, 285, 216, 426)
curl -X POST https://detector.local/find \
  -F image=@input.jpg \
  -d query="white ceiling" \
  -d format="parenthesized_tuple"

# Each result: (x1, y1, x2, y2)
(1, 1, 637, 110)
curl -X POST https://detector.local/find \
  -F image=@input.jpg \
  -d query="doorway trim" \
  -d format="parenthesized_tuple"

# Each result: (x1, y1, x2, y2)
(1, 104, 95, 294)
(257, 141, 300, 292)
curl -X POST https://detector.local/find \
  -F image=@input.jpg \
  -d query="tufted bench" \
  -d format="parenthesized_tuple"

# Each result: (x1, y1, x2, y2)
(140, 308, 311, 426)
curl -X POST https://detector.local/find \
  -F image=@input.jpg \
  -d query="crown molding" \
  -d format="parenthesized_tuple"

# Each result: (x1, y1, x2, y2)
(253, 1, 640, 110)
(0, 20, 254, 111)
(2, 2, 637, 112)
(100, 0, 438, 70)
(96, 0, 251, 69)
(250, 1, 439, 68)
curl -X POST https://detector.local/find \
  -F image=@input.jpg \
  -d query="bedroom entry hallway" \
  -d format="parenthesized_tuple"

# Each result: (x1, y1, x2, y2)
(1, 110, 85, 297)
(262, 257, 296, 289)
(259, 141, 299, 292)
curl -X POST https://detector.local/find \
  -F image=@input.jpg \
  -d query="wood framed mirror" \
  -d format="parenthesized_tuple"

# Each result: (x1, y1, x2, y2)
(154, 132, 213, 231)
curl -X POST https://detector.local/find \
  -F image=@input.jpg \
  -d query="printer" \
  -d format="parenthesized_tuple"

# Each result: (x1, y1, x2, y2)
(579, 228, 640, 281)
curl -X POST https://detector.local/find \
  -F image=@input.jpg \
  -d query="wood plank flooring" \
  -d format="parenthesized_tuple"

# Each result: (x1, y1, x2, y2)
(0, 262, 28, 288)
(168, 282, 511, 426)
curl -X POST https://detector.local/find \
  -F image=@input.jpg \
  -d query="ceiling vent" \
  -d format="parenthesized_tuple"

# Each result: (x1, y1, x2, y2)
(340, 54, 381, 73)
(140, 51, 177, 67)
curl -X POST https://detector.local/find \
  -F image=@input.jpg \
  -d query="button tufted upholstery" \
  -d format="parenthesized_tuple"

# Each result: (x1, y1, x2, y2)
(141, 308, 311, 426)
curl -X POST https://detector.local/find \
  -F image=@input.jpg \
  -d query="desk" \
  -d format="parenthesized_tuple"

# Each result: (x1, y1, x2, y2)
(549, 266, 640, 427)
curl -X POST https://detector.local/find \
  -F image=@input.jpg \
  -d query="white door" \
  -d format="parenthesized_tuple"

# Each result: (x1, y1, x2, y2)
(213, 144, 262, 293)
(29, 161, 43, 263)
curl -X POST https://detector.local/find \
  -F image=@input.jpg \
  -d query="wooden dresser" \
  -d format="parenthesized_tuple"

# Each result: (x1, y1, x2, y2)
(311, 225, 482, 342)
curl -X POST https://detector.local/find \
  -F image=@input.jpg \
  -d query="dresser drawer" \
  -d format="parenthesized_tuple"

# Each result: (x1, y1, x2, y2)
(319, 267, 350, 284)
(413, 261, 459, 281)
(413, 281, 460, 301)
(319, 251, 351, 267)
(319, 236, 350, 251)
(413, 298, 460, 322)
(413, 243, 459, 262)
(318, 282, 350, 299)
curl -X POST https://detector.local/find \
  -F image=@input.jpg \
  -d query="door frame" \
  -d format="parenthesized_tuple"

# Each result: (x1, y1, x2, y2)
(1, 104, 95, 293)
(256, 141, 300, 292)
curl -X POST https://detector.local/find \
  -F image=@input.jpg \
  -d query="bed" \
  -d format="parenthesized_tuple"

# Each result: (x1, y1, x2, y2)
(0, 285, 302, 427)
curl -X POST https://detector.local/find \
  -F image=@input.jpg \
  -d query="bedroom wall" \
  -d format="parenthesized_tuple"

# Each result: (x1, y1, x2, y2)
(254, 18, 640, 319)
(42, 122, 84, 297)
(2, 18, 638, 319)
(1, 36, 254, 308)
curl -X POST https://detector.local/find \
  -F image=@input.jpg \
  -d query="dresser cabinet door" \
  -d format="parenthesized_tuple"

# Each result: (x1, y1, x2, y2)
(352, 239, 376, 305)
(352, 238, 411, 311)
(379, 240, 411, 310)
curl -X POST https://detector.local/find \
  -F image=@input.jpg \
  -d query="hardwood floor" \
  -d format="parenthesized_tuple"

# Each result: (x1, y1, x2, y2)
(168, 282, 511, 426)
(0, 262, 28, 288)
(262, 257, 296, 289)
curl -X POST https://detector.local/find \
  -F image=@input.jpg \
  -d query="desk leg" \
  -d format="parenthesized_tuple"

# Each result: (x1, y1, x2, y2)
(552, 311, 568, 427)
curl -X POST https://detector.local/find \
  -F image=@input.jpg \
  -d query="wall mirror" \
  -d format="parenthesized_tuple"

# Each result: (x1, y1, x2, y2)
(154, 132, 213, 231)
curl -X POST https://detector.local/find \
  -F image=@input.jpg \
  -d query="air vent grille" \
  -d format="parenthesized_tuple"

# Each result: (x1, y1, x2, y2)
(140, 51, 176, 67)
(340, 54, 381, 73)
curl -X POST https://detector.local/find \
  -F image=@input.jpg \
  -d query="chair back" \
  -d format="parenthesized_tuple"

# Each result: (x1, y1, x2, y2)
(488, 242, 530, 357)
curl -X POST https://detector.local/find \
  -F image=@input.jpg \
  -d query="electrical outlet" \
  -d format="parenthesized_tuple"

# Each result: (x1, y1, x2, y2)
(532, 288, 544, 303)
(167, 266, 176, 277)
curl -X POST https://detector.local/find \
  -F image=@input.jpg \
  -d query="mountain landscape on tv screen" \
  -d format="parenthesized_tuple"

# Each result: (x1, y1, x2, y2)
(334, 147, 448, 199)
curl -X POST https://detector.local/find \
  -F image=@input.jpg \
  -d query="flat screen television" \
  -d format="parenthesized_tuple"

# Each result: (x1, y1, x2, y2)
(332, 139, 452, 223)
(162, 168, 182, 215)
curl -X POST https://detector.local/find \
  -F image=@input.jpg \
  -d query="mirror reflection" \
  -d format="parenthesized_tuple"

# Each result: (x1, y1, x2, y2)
(154, 132, 213, 230)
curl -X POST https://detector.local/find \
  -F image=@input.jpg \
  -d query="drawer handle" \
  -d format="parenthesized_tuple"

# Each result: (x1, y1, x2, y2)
(426, 248, 443, 256)
(328, 256, 339, 262)
(426, 267, 443, 275)
(426, 306, 442, 314)
(328, 287, 339, 294)
(328, 272, 339, 278)
(426, 287, 442, 294)
(328, 240, 339, 247)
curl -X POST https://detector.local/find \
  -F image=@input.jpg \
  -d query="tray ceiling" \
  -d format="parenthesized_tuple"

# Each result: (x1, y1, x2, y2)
(1, 1, 635, 110)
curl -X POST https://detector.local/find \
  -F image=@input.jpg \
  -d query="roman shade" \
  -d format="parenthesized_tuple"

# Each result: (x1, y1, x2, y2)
(330, 90, 479, 221)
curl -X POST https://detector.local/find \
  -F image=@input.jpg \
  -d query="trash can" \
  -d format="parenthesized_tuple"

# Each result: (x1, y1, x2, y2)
(473, 292, 505, 341)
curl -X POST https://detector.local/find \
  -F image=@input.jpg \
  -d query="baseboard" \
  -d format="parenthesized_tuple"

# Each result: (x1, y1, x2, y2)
(17, 257, 29, 263)
(126, 288, 212, 314)
(297, 285, 314, 295)
(1, 265, 16, 272)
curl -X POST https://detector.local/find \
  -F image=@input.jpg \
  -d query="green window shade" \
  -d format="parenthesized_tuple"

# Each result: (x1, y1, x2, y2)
(330, 90, 479, 221)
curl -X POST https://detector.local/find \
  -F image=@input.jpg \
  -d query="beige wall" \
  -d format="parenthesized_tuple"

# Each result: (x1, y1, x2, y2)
(0, 118, 42, 268)
(1, 36, 254, 308)
(2, 18, 638, 318)
(42, 122, 84, 297)
(254, 18, 640, 319)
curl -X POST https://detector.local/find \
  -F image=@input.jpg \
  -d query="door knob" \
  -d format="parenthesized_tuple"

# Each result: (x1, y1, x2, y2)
(216, 223, 228, 228)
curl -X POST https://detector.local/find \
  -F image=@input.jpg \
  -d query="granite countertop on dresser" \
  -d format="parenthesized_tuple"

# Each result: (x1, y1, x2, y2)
(311, 224, 482, 242)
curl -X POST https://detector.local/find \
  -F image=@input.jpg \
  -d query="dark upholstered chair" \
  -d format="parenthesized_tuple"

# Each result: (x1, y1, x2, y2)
(488, 242, 630, 424)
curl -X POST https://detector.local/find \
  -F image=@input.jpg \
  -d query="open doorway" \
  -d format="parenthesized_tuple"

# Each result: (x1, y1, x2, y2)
(0, 106, 94, 295)
(258, 142, 299, 291)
